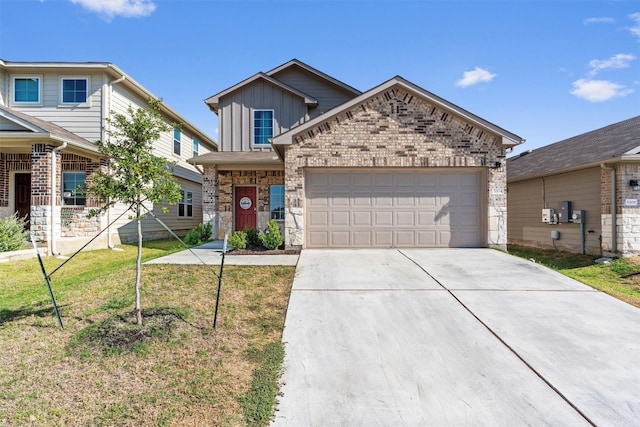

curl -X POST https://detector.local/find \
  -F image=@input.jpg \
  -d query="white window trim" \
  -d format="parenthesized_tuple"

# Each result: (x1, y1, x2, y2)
(193, 138, 199, 157)
(11, 75, 43, 105)
(61, 171, 87, 207)
(173, 128, 182, 157)
(59, 76, 91, 107)
(251, 108, 275, 148)
(177, 189, 193, 218)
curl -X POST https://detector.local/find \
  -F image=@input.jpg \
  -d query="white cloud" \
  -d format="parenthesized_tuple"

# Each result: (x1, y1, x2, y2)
(630, 12, 640, 39)
(583, 17, 615, 25)
(69, 0, 156, 19)
(455, 67, 496, 88)
(570, 79, 633, 102)
(587, 53, 636, 76)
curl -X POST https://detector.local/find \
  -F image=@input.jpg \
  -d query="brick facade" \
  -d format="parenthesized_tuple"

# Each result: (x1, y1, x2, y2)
(203, 166, 285, 239)
(283, 85, 506, 248)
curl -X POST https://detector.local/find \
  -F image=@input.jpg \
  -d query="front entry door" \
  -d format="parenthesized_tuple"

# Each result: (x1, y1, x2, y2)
(235, 186, 256, 231)
(15, 173, 31, 230)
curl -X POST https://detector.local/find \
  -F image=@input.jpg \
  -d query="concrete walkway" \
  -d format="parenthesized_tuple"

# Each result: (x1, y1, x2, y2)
(144, 241, 299, 266)
(273, 249, 640, 426)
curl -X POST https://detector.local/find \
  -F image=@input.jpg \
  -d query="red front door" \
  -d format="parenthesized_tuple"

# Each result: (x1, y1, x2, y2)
(15, 173, 31, 230)
(235, 186, 256, 231)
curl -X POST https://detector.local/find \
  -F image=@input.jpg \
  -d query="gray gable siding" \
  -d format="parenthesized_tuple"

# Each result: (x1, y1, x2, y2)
(271, 66, 357, 118)
(218, 79, 307, 152)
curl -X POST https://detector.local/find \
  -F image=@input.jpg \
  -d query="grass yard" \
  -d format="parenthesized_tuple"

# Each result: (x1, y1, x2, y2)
(508, 245, 640, 308)
(0, 240, 295, 426)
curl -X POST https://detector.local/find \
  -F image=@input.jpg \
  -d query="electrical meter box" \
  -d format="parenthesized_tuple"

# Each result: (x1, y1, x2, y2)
(542, 208, 555, 223)
(558, 201, 572, 223)
(572, 210, 585, 223)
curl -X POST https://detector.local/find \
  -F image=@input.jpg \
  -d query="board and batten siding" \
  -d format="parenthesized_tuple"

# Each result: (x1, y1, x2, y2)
(271, 67, 357, 117)
(508, 167, 601, 254)
(218, 80, 308, 152)
(7, 71, 104, 141)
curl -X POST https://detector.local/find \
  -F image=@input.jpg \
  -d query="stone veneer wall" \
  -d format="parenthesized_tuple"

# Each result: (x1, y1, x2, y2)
(615, 163, 640, 256)
(283, 85, 507, 248)
(202, 166, 285, 239)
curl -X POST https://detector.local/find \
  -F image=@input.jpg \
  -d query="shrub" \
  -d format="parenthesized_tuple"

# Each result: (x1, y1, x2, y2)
(245, 227, 261, 247)
(184, 223, 213, 246)
(259, 220, 284, 250)
(228, 231, 247, 250)
(0, 213, 28, 252)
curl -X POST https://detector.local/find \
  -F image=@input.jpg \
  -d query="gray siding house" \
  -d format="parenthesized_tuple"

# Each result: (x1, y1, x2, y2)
(507, 115, 640, 256)
(192, 59, 523, 249)
(0, 59, 217, 255)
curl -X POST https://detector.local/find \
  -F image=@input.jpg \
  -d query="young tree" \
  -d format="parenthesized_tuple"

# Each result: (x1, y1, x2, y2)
(89, 98, 182, 325)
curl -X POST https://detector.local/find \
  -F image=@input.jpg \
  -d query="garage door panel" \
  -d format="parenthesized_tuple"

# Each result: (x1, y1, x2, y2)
(331, 211, 350, 226)
(353, 211, 372, 226)
(374, 231, 393, 246)
(330, 231, 350, 247)
(396, 211, 416, 226)
(308, 231, 329, 247)
(306, 170, 483, 248)
(353, 231, 372, 246)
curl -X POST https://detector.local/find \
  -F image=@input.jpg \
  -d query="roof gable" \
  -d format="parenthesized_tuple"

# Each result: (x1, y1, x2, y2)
(204, 72, 318, 113)
(266, 59, 361, 96)
(271, 76, 523, 158)
(508, 115, 640, 182)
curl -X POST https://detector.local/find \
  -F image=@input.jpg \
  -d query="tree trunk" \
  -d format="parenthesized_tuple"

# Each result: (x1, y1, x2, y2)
(135, 202, 143, 325)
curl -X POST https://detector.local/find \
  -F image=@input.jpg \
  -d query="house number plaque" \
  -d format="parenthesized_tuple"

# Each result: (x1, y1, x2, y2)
(239, 197, 252, 210)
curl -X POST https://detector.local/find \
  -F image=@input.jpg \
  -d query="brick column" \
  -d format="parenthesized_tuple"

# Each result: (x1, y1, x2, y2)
(30, 143, 56, 243)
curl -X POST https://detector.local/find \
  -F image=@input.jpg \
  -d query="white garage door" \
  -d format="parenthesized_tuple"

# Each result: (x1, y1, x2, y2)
(305, 170, 484, 248)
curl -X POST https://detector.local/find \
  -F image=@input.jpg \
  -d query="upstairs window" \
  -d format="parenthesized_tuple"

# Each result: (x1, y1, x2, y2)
(253, 110, 273, 145)
(61, 78, 88, 103)
(178, 189, 193, 217)
(62, 172, 86, 206)
(13, 77, 40, 103)
(173, 128, 181, 156)
(193, 139, 199, 157)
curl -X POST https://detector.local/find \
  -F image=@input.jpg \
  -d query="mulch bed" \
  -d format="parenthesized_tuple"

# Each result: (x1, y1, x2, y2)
(228, 246, 300, 256)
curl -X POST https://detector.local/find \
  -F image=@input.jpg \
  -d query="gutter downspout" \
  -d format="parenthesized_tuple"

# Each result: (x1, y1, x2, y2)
(601, 163, 617, 254)
(106, 74, 126, 249)
(50, 142, 67, 256)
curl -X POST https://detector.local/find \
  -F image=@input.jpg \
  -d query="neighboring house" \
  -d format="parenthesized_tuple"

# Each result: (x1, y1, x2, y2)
(507, 115, 640, 257)
(191, 59, 523, 249)
(0, 59, 217, 255)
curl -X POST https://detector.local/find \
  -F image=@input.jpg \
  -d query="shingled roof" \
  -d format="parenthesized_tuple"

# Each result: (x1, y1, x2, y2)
(507, 115, 640, 182)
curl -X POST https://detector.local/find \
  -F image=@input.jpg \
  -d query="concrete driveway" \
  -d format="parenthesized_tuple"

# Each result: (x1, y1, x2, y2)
(273, 249, 640, 427)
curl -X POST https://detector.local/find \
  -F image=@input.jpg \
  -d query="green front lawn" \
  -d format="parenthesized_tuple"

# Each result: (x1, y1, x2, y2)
(508, 245, 640, 308)
(0, 240, 295, 426)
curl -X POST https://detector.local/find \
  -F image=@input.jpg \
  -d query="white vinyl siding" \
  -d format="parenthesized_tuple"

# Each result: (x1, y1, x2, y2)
(9, 72, 103, 141)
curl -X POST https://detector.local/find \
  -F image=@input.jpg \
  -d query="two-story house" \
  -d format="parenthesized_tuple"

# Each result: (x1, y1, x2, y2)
(191, 59, 523, 249)
(0, 59, 217, 255)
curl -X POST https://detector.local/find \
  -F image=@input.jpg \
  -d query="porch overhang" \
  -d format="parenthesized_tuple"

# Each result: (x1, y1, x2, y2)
(188, 151, 284, 171)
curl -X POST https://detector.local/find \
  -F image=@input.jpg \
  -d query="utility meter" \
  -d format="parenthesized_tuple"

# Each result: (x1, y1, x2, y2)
(572, 210, 585, 224)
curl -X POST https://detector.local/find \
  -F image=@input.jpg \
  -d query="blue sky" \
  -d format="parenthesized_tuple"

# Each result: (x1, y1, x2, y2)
(1, 0, 638, 156)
